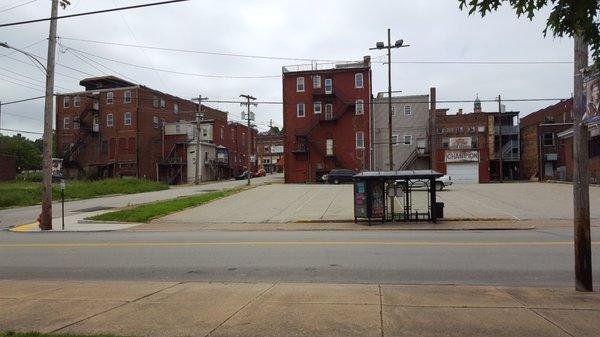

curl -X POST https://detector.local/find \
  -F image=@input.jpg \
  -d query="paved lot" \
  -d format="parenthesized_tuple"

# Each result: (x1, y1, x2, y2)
(1, 280, 599, 337)
(157, 182, 600, 225)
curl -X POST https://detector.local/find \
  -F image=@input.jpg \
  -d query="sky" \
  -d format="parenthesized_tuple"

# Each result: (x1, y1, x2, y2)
(0, 0, 574, 139)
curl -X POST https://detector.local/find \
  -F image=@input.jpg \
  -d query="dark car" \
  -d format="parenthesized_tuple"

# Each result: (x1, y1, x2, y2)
(235, 171, 251, 180)
(326, 169, 356, 184)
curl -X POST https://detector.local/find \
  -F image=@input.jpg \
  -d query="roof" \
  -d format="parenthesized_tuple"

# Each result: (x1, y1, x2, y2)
(283, 57, 371, 74)
(354, 170, 443, 180)
(79, 76, 136, 87)
(521, 99, 573, 128)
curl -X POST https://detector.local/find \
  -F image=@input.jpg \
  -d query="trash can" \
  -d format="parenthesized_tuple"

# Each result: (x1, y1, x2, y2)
(435, 202, 444, 219)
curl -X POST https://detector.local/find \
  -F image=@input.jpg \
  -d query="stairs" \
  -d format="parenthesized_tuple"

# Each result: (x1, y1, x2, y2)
(398, 147, 418, 170)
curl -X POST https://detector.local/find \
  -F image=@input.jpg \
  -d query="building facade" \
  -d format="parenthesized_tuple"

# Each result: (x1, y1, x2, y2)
(433, 98, 521, 183)
(257, 131, 284, 173)
(282, 57, 372, 183)
(0, 154, 17, 181)
(520, 99, 573, 181)
(372, 93, 430, 170)
(559, 123, 600, 184)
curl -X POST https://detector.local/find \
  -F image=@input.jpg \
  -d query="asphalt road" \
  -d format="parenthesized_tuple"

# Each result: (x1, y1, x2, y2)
(0, 174, 282, 229)
(1, 228, 598, 287)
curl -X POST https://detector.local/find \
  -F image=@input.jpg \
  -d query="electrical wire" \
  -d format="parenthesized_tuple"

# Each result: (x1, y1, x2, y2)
(1, 111, 42, 121)
(0, 0, 190, 28)
(0, 127, 42, 134)
(0, 0, 36, 14)
(0, 95, 44, 105)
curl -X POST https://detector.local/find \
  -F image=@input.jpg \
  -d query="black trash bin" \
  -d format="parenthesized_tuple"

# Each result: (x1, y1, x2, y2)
(435, 202, 444, 219)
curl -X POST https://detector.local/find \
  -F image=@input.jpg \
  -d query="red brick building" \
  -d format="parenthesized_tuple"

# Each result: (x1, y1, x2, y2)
(520, 99, 573, 181)
(433, 98, 521, 183)
(282, 57, 372, 183)
(56, 76, 257, 182)
(559, 123, 600, 184)
(257, 131, 284, 173)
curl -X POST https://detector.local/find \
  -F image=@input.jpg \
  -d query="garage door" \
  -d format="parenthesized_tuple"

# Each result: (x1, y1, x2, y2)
(447, 162, 479, 183)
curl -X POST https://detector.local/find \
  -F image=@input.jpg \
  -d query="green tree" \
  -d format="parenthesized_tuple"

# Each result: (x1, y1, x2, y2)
(459, 1, 600, 67)
(0, 134, 42, 172)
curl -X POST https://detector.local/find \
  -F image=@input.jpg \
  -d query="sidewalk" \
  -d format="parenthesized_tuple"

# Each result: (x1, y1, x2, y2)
(1, 280, 598, 336)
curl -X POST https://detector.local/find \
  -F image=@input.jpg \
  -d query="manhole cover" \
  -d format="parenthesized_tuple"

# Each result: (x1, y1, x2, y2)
(73, 206, 116, 213)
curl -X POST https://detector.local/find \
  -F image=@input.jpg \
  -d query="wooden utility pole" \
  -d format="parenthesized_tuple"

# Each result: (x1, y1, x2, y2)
(194, 95, 208, 185)
(39, 0, 60, 230)
(430, 88, 436, 170)
(240, 94, 256, 186)
(498, 95, 503, 183)
(572, 35, 592, 292)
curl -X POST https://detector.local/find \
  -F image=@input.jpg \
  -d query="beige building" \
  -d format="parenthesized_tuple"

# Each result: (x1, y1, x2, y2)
(372, 93, 431, 170)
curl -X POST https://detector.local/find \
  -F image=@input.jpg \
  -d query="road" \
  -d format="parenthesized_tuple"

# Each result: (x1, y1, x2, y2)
(1, 228, 598, 287)
(0, 174, 282, 229)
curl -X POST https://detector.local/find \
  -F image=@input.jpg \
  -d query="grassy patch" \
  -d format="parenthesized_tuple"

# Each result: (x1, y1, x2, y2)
(1, 332, 121, 337)
(88, 187, 246, 223)
(0, 178, 169, 208)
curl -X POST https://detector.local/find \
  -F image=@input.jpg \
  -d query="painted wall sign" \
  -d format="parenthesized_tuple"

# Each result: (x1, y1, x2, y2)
(445, 150, 480, 163)
(584, 73, 600, 125)
(449, 137, 472, 150)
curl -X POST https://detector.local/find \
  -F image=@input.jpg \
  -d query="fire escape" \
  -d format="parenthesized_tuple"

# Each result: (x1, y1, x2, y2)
(160, 142, 187, 184)
(292, 85, 356, 170)
(62, 97, 100, 165)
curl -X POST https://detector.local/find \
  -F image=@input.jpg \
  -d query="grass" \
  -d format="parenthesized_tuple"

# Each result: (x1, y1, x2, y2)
(88, 187, 246, 223)
(0, 178, 169, 209)
(1, 333, 121, 337)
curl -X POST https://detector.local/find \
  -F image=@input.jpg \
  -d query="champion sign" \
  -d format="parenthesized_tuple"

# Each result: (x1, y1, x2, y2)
(445, 150, 480, 163)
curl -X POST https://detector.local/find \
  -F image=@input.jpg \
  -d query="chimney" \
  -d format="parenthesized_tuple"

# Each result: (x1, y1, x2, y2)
(363, 55, 371, 66)
(458, 108, 463, 115)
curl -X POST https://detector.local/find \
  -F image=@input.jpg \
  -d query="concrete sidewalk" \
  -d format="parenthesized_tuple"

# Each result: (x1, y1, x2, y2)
(1, 280, 599, 337)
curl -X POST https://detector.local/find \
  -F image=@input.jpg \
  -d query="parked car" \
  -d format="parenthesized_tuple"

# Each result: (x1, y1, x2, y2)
(326, 169, 356, 184)
(397, 175, 452, 191)
(252, 169, 266, 177)
(235, 171, 251, 180)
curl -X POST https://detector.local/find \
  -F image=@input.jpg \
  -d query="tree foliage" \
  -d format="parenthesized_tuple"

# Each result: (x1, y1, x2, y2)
(0, 134, 42, 172)
(459, 0, 600, 67)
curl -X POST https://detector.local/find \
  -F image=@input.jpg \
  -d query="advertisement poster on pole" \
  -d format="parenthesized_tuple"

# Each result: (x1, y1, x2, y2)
(584, 72, 600, 126)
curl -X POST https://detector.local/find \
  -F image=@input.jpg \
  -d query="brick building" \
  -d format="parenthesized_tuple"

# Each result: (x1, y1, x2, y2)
(520, 99, 573, 181)
(559, 123, 600, 184)
(257, 131, 284, 173)
(433, 97, 521, 183)
(56, 76, 257, 182)
(282, 57, 372, 183)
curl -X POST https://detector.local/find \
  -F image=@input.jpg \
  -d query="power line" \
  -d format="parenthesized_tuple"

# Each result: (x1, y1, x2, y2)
(0, 66, 76, 91)
(0, 127, 42, 134)
(379, 61, 573, 65)
(0, 77, 43, 91)
(60, 43, 282, 79)
(0, 0, 190, 28)
(0, 95, 44, 105)
(2, 111, 42, 121)
(57, 36, 358, 63)
(0, 0, 36, 14)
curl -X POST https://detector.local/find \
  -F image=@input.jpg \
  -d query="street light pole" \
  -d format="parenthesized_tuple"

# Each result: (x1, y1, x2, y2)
(240, 94, 257, 186)
(370, 28, 409, 221)
(193, 95, 208, 185)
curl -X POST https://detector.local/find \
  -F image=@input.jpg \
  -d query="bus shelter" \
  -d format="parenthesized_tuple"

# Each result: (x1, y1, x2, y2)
(353, 170, 444, 225)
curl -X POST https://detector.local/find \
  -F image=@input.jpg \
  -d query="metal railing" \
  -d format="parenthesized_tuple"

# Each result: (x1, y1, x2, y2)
(494, 125, 520, 135)
(283, 61, 367, 73)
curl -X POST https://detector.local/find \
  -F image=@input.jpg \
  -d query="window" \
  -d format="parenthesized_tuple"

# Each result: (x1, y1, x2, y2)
(355, 100, 364, 115)
(297, 103, 305, 117)
(404, 135, 412, 145)
(63, 97, 70, 108)
(391, 106, 396, 117)
(314, 101, 322, 114)
(326, 139, 333, 156)
(356, 131, 365, 148)
(73, 96, 80, 107)
(124, 90, 131, 103)
(153, 116, 159, 129)
(442, 137, 449, 149)
(263, 158, 271, 164)
(160, 98, 166, 109)
(355, 73, 364, 88)
(203, 128, 208, 138)
(313, 75, 321, 88)
(63, 117, 70, 129)
(264, 145, 270, 152)
(153, 96, 159, 108)
(296, 77, 305, 92)
(220, 127, 224, 140)
(175, 125, 181, 133)
(404, 105, 412, 116)
(231, 129, 235, 141)
(107, 113, 114, 127)
(543, 132, 555, 146)
(174, 103, 179, 114)
(74, 118, 80, 129)
(101, 140, 108, 154)
(392, 134, 399, 146)
(324, 78, 333, 94)
(106, 92, 114, 105)
(124, 112, 132, 125)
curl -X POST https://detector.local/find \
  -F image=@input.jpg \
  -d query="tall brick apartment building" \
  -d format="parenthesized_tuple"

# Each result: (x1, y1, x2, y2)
(56, 76, 256, 182)
(282, 57, 371, 183)
(520, 99, 573, 181)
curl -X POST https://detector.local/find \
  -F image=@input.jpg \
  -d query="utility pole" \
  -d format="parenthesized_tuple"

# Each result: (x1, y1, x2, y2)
(572, 35, 592, 292)
(370, 29, 409, 221)
(240, 94, 256, 186)
(430, 88, 436, 170)
(498, 95, 503, 183)
(39, 0, 61, 230)
(194, 95, 208, 185)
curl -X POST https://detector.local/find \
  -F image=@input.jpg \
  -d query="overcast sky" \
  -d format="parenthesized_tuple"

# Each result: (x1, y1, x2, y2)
(0, 0, 573, 139)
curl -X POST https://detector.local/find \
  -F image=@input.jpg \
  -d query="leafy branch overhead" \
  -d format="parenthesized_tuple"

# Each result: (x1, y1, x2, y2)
(458, 0, 600, 68)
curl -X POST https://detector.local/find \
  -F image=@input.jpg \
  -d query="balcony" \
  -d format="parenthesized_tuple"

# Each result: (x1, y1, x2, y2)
(494, 125, 520, 135)
(495, 139, 520, 161)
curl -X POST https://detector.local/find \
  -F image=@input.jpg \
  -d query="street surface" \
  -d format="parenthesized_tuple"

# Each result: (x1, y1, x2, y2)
(1, 228, 599, 287)
(0, 174, 282, 229)
(157, 182, 600, 225)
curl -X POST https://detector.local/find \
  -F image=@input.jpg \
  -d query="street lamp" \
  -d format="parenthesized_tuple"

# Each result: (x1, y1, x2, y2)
(1, 41, 55, 230)
(370, 29, 409, 221)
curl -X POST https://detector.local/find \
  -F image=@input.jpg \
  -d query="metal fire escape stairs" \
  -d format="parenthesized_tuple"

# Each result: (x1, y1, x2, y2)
(62, 100, 99, 163)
